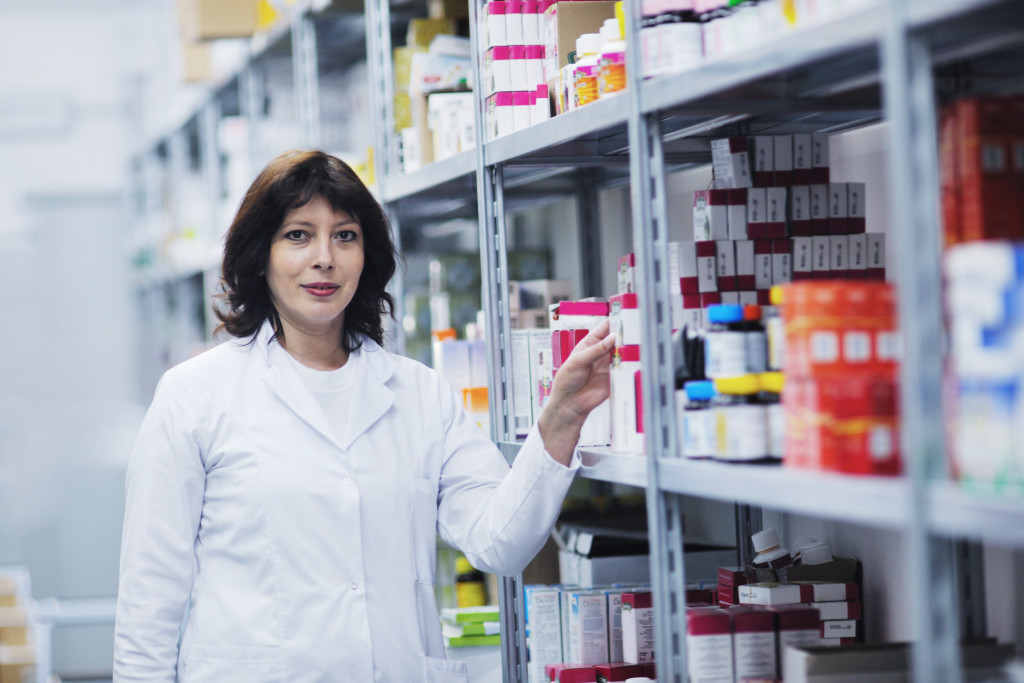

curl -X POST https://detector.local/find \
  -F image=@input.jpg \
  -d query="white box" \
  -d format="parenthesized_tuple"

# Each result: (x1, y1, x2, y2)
(526, 586, 564, 683)
(830, 235, 849, 273)
(697, 241, 719, 293)
(610, 355, 643, 454)
(793, 133, 812, 184)
(621, 592, 655, 664)
(687, 608, 735, 682)
(812, 132, 830, 182)
(510, 46, 529, 90)
(434, 339, 472, 390)
(774, 134, 793, 186)
(849, 234, 867, 277)
(821, 619, 858, 639)
(867, 233, 885, 278)
(755, 241, 773, 290)
(812, 236, 831, 273)
(716, 240, 737, 278)
(567, 590, 610, 665)
(711, 137, 753, 189)
(511, 330, 534, 437)
(528, 328, 553, 424)
(828, 182, 849, 234)
(506, 0, 525, 44)
(747, 187, 767, 239)
(672, 241, 700, 294)
(609, 293, 641, 347)
(694, 190, 730, 241)
(487, 0, 508, 47)
(791, 185, 811, 236)
(739, 582, 859, 605)
(752, 136, 775, 186)
(766, 186, 788, 238)
(605, 591, 624, 664)
(772, 239, 792, 285)
(579, 398, 611, 447)
(728, 189, 749, 240)
(847, 182, 866, 233)
(523, 0, 541, 44)
(735, 240, 755, 291)
(486, 46, 513, 95)
(793, 237, 814, 279)
(810, 184, 829, 235)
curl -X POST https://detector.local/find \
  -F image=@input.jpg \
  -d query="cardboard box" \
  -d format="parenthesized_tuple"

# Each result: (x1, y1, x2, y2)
(774, 135, 794, 186)
(526, 586, 564, 683)
(740, 582, 860, 606)
(694, 190, 729, 241)
(752, 136, 775, 186)
(567, 590, 610, 664)
(686, 607, 734, 682)
(810, 184, 829, 235)
(621, 592, 655, 664)
(712, 138, 753, 189)
(181, 40, 210, 83)
(179, 0, 258, 41)
(543, 2, 617, 81)
(791, 185, 812, 236)
(729, 606, 778, 681)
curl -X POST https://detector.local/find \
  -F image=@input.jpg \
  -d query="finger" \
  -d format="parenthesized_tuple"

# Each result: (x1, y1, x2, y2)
(577, 319, 611, 348)
(567, 330, 615, 367)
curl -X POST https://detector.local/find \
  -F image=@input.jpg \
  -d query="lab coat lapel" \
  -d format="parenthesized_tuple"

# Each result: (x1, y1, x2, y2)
(263, 356, 346, 451)
(342, 341, 395, 451)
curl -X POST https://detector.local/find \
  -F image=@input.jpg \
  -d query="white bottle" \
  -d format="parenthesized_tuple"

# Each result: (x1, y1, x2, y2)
(751, 527, 795, 582)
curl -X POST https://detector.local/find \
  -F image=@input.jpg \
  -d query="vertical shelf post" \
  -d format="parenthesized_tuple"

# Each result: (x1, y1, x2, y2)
(240, 65, 266, 178)
(881, 3, 963, 681)
(292, 11, 321, 149)
(623, 0, 688, 679)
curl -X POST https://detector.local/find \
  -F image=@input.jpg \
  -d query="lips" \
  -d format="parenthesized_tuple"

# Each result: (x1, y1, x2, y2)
(302, 283, 340, 297)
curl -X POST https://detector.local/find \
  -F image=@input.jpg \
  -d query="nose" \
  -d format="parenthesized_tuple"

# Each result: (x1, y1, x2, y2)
(312, 235, 334, 270)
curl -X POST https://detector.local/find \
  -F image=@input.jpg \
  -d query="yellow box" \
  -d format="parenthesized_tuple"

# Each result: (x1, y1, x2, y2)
(182, 40, 211, 83)
(406, 18, 458, 50)
(181, 0, 259, 41)
(0, 626, 29, 646)
(429, 0, 470, 20)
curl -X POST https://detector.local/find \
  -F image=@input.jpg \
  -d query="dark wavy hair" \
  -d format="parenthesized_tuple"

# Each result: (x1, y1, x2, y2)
(215, 150, 398, 352)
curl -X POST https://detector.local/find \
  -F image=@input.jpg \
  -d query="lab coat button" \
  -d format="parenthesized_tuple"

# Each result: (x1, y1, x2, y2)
(342, 477, 352, 485)
(351, 582, 358, 591)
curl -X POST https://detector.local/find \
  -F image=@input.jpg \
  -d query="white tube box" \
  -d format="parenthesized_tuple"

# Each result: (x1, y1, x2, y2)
(793, 133, 812, 185)
(791, 185, 811, 236)
(774, 135, 793, 186)
(728, 189, 749, 240)
(828, 182, 849, 234)
(525, 45, 545, 88)
(752, 136, 775, 186)
(567, 589, 610, 665)
(766, 186, 788, 238)
(622, 592, 656, 664)
(686, 606, 734, 683)
(694, 189, 729, 241)
(711, 137, 753, 189)
(812, 132, 830, 183)
(747, 187, 767, 239)
(605, 590, 624, 664)
(810, 184, 829, 235)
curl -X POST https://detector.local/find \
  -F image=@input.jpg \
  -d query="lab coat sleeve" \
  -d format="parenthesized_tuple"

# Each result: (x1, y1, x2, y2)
(434, 380, 580, 576)
(114, 367, 207, 682)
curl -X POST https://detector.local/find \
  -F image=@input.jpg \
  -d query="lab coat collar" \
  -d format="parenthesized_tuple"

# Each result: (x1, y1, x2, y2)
(251, 320, 397, 452)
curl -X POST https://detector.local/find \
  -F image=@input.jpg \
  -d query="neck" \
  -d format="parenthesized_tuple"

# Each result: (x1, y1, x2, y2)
(277, 320, 349, 371)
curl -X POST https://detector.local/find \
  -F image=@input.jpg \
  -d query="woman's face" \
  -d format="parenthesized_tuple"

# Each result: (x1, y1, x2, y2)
(266, 195, 364, 342)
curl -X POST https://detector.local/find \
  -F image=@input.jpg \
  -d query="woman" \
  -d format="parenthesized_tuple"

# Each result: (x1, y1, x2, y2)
(114, 150, 614, 682)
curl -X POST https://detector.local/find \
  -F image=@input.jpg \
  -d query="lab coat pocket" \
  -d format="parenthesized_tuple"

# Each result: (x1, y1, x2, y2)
(181, 645, 283, 682)
(424, 655, 469, 683)
(412, 477, 439, 584)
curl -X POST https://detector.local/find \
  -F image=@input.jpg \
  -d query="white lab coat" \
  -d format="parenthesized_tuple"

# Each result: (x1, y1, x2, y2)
(114, 322, 579, 682)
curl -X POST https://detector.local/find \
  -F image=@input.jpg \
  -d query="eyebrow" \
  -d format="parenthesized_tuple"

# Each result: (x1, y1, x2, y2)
(281, 218, 361, 229)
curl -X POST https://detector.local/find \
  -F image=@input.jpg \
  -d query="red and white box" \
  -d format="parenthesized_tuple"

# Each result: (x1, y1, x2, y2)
(525, 45, 545, 89)
(747, 188, 767, 239)
(867, 233, 886, 280)
(694, 189, 730, 241)
(532, 84, 551, 125)
(697, 241, 719, 293)
(769, 604, 821, 680)
(774, 135, 793, 186)
(752, 136, 775, 186)
(812, 132, 830, 183)
(728, 189, 749, 239)
(754, 240, 773, 290)
(682, 292, 703, 332)
(545, 664, 598, 682)
(552, 300, 609, 331)
(487, 0, 508, 47)
(618, 252, 635, 294)
(609, 293, 641, 347)
(811, 601, 863, 621)
(766, 187, 788, 238)
(791, 185, 812, 236)
(819, 637, 857, 647)
(792, 237, 814, 281)
(719, 565, 747, 589)
(610, 345, 643, 454)
(712, 137, 753, 189)
(728, 606, 778, 682)
(735, 240, 756, 290)
(821, 619, 858, 639)
(810, 184, 829, 235)
(512, 91, 532, 131)
(506, 0, 525, 44)
(829, 235, 849, 275)
(686, 607, 735, 683)
(522, 0, 541, 43)
(793, 134, 813, 185)
(848, 234, 867, 279)
(486, 46, 513, 95)
(509, 46, 528, 90)
(487, 92, 515, 140)
(772, 238, 792, 285)
(828, 182, 849, 234)
(716, 240, 737, 292)
(739, 582, 860, 606)
(670, 241, 700, 294)
(552, 328, 589, 369)
(847, 182, 866, 234)
(812, 236, 830, 278)
(594, 664, 644, 682)
(622, 592, 655, 664)
(718, 584, 741, 607)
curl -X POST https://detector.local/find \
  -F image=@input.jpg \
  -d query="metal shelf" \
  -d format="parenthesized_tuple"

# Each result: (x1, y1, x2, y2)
(484, 93, 631, 166)
(658, 459, 910, 529)
(641, 5, 885, 116)
(578, 447, 648, 488)
(929, 481, 1024, 546)
(379, 151, 477, 202)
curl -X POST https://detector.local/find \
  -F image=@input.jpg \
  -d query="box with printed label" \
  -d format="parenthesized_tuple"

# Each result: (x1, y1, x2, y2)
(772, 239, 792, 285)
(791, 185, 811, 236)
(752, 136, 775, 186)
(812, 236, 831, 276)
(810, 184, 829, 235)
(747, 187, 768, 238)
(670, 241, 700, 294)
(828, 182, 849, 235)
(829, 235, 849, 275)
(526, 586, 564, 683)
(543, 2, 617, 80)
(610, 345, 644, 454)
(820, 618, 858, 639)
(848, 234, 868, 279)
(847, 182, 866, 233)
(739, 582, 860, 605)
(694, 190, 730, 241)
(769, 604, 821, 681)
(728, 189, 749, 240)
(686, 607, 734, 683)
(729, 606, 778, 681)
(716, 241, 737, 292)
(618, 253, 636, 294)
(811, 601, 862, 621)
(567, 590, 610, 665)
(792, 237, 814, 280)
(697, 242, 719, 293)
(774, 135, 794, 186)
(735, 240, 756, 290)
(712, 138, 753, 189)
(812, 132, 830, 183)
(793, 134, 813, 185)
(621, 592, 655, 664)
(867, 234, 886, 280)
(609, 293, 641, 347)
(766, 187, 788, 238)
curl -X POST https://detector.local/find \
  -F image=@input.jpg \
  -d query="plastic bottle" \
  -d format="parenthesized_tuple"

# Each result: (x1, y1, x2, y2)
(798, 539, 834, 565)
(681, 380, 716, 458)
(573, 33, 602, 107)
(598, 18, 627, 96)
(658, 0, 703, 74)
(759, 371, 784, 461)
(740, 304, 768, 374)
(704, 304, 748, 379)
(713, 374, 769, 462)
(751, 527, 795, 581)
(454, 555, 488, 607)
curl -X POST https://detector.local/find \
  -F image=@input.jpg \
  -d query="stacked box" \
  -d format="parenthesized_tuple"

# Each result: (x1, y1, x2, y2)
(717, 565, 748, 608)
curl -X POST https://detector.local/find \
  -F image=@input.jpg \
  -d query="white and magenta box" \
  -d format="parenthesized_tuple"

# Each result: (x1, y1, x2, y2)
(810, 184, 829, 235)
(486, 0, 508, 47)
(525, 45, 545, 88)
(848, 234, 868, 279)
(812, 235, 830, 278)
(528, 328, 553, 426)
(791, 185, 812, 236)
(811, 132, 830, 184)
(506, 0, 525, 44)
(711, 137, 753, 189)
(697, 241, 719, 293)
(728, 606, 778, 681)
(510, 45, 528, 90)
(847, 181, 866, 234)
(867, 233, 886, 280)
(792, 237, 814, 281)
(525, 585, 564, 683)
(513, 91, 532, 131)
(769, 604, 821, 680)
(550, 298, 607, 331)
(609, 292, 641, 348)
(773, 134, 793, 186)
(532, 84, 551, 125)
(716, 240, 737, 292)
(522, 0, 541, 44)
(766, 187, 788, 238)
(686, 606, 734, 683)
(610, 345, 643, 454)
(487, 92, 515, 140)
(566, 589, 610, 665)
(793, 133, 812, 185)
(747, 187, 767, 239)
(772, 238, 792, 285)
(739, 582, 860, 606)
(669, 241, 700, 294)
(752, 136, 775, 186)
(735, 240, 756, 291)
(830, 235, 849, 275)
(828, 182, 849, 234)
(486, 46, 513, 95)
(622, 591, 655, 664)
(728, 189, 749, 240)
(694, 189, 730, 241)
